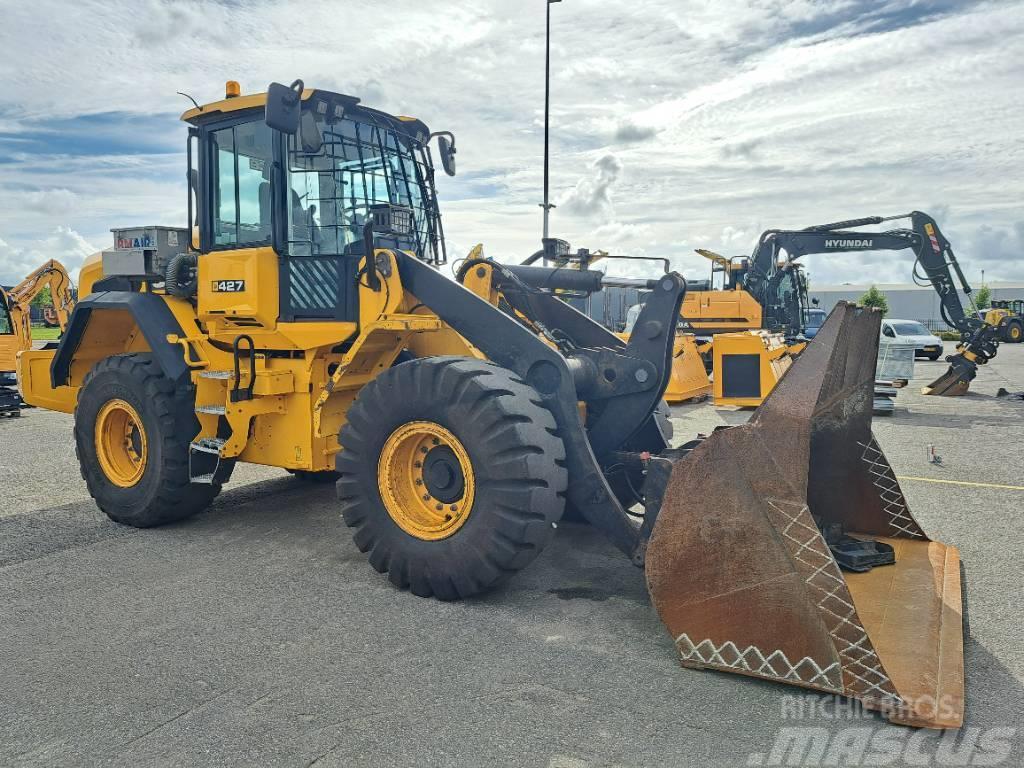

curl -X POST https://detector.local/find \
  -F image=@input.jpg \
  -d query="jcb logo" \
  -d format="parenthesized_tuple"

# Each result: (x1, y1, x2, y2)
(212, 280, 246, 293)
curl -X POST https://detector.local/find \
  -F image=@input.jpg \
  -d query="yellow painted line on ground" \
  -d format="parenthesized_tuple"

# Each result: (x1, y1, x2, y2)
(896, 476, 1024, 491)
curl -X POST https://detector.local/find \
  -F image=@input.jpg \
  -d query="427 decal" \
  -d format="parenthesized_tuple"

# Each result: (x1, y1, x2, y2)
(211, 280, 246, 293)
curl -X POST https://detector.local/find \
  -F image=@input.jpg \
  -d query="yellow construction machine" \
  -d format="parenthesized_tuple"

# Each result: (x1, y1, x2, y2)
(981, 300, 1023, 343)
(670, 247, 802, 407)
(0, 259, 75, 416)
(18, 81, 964, 727)
(682, 248, 765, 333)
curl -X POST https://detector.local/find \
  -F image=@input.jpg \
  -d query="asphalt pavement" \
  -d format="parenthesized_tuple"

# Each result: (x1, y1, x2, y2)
(1, 343, 1022, 767)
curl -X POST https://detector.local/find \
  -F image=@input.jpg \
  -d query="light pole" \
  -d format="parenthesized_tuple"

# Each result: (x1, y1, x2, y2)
(540, 0, 561, 242)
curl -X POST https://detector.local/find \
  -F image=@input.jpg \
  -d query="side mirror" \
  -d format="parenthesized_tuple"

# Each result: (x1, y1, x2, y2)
(882, 326, 895, 338)
(438, 135, 456, 176)
(430, 132, 457, 177)
(265, 80, 304, 135)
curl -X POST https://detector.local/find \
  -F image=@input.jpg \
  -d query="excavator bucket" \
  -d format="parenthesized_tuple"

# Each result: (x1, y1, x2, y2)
(646, 302, 964, 728)
(922, 355, 976, 396)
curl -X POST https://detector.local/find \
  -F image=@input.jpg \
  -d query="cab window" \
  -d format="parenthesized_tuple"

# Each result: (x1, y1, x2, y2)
(210, 121, 274, 248)
(0, 301, 12, 335)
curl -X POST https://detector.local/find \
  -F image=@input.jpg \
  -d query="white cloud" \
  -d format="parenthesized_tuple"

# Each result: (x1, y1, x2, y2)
(0, 0, 1020, 290)
(0, 227, 96, 285)
(613, 120, 660, 143)
(24, 188, 79, 216)
(559, 154, 623, 219)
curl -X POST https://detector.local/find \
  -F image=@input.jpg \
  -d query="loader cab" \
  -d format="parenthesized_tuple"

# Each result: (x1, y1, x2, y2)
(185, 84, 447, 328)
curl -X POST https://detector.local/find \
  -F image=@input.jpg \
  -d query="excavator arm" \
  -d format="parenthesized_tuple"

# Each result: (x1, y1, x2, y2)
(745, 221, 918, 335)
(736, 212, 1000, 394)
(907, 211, 1002, 394)
(7, 259, 75, 333)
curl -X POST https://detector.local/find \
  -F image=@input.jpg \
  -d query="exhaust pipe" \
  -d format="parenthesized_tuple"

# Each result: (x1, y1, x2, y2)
(645, 302, 964, 728)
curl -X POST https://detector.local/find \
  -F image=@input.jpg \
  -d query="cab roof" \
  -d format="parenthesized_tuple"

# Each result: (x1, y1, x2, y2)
(180, 86, 431, 144)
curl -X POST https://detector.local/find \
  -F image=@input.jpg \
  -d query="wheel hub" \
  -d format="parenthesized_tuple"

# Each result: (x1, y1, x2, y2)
(423, 445, 465, 503)
(94, 398, 148, 488)
(377, 421, 476, 540)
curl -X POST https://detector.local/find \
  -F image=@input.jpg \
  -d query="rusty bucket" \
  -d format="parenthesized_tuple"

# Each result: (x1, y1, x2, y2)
(646, 302, 964, 728)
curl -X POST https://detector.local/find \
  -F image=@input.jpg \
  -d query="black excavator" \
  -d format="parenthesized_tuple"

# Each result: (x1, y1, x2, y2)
(716, 210, 1002, 395)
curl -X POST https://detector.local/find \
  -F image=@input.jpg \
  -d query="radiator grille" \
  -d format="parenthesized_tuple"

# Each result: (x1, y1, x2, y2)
(287, 258, 340, 315)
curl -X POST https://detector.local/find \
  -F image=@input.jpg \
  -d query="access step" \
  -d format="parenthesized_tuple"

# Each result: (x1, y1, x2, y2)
(191, 437, 227, 455)
(189, 437, 227, 485)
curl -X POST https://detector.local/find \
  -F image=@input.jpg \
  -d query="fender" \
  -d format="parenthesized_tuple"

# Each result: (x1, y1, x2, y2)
(51, 292, 190, 388)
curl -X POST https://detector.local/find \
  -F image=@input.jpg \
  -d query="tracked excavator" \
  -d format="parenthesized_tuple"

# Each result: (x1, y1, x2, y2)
(17, 81, 964, 727)
(701, 212, 1002, 395)
(0, 259, 75, 415)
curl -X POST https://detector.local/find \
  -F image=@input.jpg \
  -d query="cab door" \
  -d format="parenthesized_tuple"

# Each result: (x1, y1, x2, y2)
(197, 117, 279, 330)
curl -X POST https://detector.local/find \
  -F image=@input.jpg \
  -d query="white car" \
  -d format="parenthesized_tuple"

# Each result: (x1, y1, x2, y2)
(880, 319, 944, 360)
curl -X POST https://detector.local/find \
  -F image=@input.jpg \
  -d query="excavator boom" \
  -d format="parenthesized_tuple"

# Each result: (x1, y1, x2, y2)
(717, 211, 1002, 395)
(0, 259, 75, 415)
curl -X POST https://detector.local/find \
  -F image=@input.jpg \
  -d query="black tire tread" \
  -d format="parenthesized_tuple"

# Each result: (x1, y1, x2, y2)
(75, 353, 222, 527)
(336, 356, 567, 600)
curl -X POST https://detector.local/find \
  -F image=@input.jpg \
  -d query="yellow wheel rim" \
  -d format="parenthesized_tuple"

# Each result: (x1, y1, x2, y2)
(95, 399, 148, 488)
(1011, 326, 1022, 341)
(378, 421, 475, 541)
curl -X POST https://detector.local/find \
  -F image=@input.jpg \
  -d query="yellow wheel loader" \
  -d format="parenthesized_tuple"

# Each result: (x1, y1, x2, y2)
(18, 81, 964, 728)
(982, 300, 1023, 343)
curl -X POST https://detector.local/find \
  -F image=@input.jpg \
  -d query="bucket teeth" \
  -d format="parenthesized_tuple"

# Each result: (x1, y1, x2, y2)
(646, 302, 964, 729)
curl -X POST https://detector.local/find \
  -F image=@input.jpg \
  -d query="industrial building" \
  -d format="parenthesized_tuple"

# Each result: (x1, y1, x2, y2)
(808, 282, 1024, 330)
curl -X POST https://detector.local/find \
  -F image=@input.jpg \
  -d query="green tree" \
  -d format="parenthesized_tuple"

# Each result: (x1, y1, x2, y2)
(973, 284, 991, 309)
(859, 285, 889, 317)
(30, 285, 52, 308)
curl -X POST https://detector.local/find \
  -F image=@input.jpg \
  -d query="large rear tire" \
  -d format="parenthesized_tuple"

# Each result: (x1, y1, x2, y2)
(336, 356, 567, 599)
(75, 353, 224, 527)
(1003, 320, 1023, 343)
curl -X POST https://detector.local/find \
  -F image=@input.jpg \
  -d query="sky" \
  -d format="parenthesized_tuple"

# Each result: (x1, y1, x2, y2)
(1, 0, 1022, 289)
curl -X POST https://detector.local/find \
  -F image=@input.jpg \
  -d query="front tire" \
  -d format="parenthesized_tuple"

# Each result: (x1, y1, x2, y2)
(336, 357, 567, 599)
(75, 353, 224, 527)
